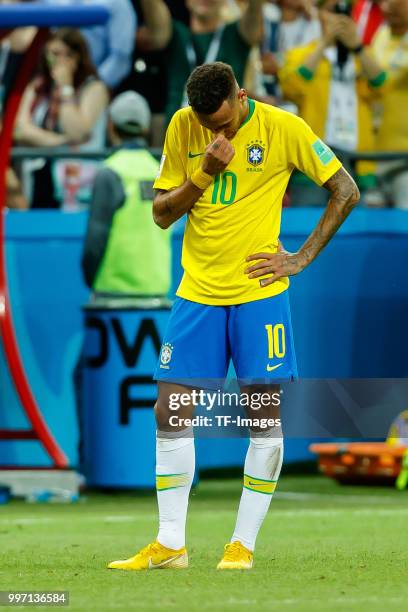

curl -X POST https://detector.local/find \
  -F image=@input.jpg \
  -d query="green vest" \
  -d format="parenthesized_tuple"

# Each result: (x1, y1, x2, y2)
(93, 149, 171, 295)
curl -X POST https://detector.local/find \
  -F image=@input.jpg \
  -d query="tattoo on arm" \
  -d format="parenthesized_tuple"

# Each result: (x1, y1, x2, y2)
(323, 167, 360, 214)
(153, 182, 203, 229)
(298, 167, 360, 267)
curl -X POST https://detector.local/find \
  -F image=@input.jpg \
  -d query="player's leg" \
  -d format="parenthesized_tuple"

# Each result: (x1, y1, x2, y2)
(152, 297, 229, 558)
(154, 382, 196, 554)
(218, 384, 283, 569)
(108, 297, 229, 570)
(107, 382, 195, 571)
(217, 291, 296, 569)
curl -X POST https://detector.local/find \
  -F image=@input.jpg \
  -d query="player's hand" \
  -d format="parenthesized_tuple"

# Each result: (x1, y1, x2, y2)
(202, 135, 235, 176)
(245, 243, 305, 287)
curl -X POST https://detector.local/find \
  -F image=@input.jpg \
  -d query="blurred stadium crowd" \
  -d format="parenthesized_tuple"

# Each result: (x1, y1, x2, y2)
(1, 0, 408, 209)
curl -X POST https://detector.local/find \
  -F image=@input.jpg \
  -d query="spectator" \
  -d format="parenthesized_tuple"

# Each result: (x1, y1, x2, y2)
(140, 0, 264, 124)
(261, 0, 321, 100)
(15, 28, 108, 147)
(39, 0, 137, 91)
(371, 0, 408, 209)
(14, 28, 109, 208)
(278, 0, 387, 204)
(82, 91, 170, 295)
(352, 0, 384, 45)
(119, 0, 169, 147)
(263, 0, 320, 55)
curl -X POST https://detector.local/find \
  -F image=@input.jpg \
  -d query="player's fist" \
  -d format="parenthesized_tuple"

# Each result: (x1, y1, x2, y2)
(202, 135, 235, 176)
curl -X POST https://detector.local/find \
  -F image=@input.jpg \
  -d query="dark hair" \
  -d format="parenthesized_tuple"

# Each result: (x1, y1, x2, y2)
(186, 62, 237, 115)
(37, 28, 98, 95)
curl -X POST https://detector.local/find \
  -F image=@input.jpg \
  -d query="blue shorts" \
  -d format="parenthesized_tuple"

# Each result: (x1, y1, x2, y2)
(154, 291, 297, 385)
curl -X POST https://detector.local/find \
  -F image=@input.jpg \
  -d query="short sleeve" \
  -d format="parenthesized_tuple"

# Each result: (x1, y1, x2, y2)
(285, 114, 342, 186)
(154, 110, 187, 191)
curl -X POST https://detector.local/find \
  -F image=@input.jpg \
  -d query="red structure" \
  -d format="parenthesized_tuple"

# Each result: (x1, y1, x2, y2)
(0, 5, 108, 468)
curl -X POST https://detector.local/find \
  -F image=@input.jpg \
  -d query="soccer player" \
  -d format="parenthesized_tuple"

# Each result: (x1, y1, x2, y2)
(108, 62, 359, 571)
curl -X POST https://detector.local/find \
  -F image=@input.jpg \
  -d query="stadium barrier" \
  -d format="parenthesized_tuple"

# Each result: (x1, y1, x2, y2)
(82, 297, 171, 488)
(0, 2, 110, 471)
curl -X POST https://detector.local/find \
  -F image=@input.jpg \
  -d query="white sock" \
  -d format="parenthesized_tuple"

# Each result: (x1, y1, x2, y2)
(231, 433, 283, 552)
(156, 428, 195, 550)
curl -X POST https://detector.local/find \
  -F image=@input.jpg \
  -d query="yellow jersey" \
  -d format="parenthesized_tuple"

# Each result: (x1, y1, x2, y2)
(154, 99, 342, 305)
(372, 27, 408, 151)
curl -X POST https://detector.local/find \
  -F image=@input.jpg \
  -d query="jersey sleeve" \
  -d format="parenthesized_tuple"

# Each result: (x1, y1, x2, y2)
(285, 113, 342, 186)
(154, 110, 187, 191)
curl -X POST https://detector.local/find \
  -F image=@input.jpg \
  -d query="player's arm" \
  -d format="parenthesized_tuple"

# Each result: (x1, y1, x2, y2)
(238, 0, 265, 46)
(153, 135, 234, 229)
(245, 167, 359, 286)
(153, 183, 206, 230)
(292, 167, 359, 268)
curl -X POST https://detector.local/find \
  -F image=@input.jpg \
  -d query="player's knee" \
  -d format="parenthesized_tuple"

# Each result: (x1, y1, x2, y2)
(154, 399, 171, 428)
(250, 427, 283, 445)
(249, 431, 284, 481)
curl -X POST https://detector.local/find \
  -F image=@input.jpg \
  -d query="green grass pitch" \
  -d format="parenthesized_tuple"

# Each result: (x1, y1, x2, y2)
(1, 475, 407, 612)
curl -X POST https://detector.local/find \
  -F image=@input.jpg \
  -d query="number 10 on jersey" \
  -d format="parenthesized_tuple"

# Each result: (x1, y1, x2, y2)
(211, 171, 237, 205)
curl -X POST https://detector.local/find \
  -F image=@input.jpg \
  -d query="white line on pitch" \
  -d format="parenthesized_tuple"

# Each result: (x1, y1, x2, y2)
(1, 507, 408, 526)
(276, 491, 397, 503)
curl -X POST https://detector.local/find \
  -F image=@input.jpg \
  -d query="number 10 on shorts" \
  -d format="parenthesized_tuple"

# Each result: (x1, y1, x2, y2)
(265, 324, 286, 359)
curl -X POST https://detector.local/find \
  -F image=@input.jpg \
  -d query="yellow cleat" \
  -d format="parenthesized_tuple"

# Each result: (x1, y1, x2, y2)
(107, 541, 188, 571)
(217, 541, 253, 570)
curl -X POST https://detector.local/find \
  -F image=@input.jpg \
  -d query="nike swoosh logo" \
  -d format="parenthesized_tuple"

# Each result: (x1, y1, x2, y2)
(266, 363, 283, 372)
(248, 482, 267, 487)
(188, 152, 204, 158)
(148, 555, 180, 569)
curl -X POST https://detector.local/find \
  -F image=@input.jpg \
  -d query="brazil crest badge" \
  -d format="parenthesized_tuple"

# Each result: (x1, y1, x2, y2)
(247, 141, 265, 167)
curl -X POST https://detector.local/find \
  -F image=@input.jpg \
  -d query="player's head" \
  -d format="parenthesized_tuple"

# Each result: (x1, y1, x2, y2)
(186, 0, 226, 20)
(186, 62, 248, 140)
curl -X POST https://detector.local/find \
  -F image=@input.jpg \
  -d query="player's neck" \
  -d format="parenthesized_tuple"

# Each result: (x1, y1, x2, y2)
(239, 98, 250, 127)
(190, 13, 223, 34)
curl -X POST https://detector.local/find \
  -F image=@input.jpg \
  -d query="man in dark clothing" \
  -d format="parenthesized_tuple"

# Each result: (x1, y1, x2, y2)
(139, 0, 265, 123)
(82, 90, 170, 296)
